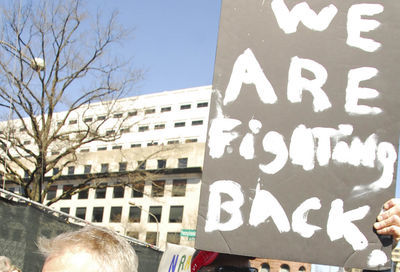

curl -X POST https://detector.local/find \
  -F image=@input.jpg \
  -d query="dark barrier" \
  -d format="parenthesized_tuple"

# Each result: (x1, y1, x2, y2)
(0, 196, 162, 272)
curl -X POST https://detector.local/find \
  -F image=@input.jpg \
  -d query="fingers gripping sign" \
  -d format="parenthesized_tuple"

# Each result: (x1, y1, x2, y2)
(374, 198, 400, 242)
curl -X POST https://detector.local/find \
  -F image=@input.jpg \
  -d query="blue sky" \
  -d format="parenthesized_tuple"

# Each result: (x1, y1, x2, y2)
(88, 1, 222, 95)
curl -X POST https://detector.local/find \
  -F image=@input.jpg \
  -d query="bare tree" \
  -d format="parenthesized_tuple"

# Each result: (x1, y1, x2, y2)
(0, 0, 144, 203)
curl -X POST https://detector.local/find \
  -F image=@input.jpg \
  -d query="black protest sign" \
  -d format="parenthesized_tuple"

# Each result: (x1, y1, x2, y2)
(195, 0, 400, 269)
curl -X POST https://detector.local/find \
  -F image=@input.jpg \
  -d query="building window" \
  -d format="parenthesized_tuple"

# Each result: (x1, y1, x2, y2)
(95, 183, 107, 199)
(97, 146, 107, 151)
(180, 104, 191, 110)
(167, 232, 181, 245)
(127, 231, 139, 239)
(192, 120, 203, 126)
(299, 266, 306, 272)
(84, 164, 92, 174)
(147, 142, 158, 146)
(185, 138, 197, 143)
(69, 120, 77, 125)
(83, 117, 93, 123)
(167, 140, 179, 145)
(60, 207, 70, 214)
(172, 179, 186, 197)
(67, 166, 75, 175)
(62, 184, 72, 199)
(178, 158, 188, 168)
(174, 122, 185, 128)
(154, 124, 165, 130)
(100, 163, 109, 173)
(132, 181, 144, 198)
(128, 111, 137, 117)
(97, 115, 106, 121)
(161, 106, 171, 112)
(112, 145, 122, 150)
(197, 102, 208, 108)
(280, 264, 290, 272)
(129, 206, 141, 223)
(119, 162, 127, 172)
(261, 263, 270, 272)
(75, 207, 86, 220)
(106, 130, 115, 136)
(113, 113, 123, 118)
(78, 189, 88, 199)
(138, 126, 149, 132)
(23, 140, 31, 145)
(110, 207, 122, 223)
(51, 150, 60, 155)
(131, 143, 141, 148)
(46, 185, 57, 200)
(148, 206, 162, 223)
(137, 161, 146, 170)
(146, 232, 157, 245)
(157, 159, 166, 169)
(92, 207, 104, 223)
(151, 180, 165, 197)
(53, 167, 60, 176)
(80, 148, 90, 153)
(169, 206, 184, 223)
(145, 108, 155, 115)
(121, 127, 130, 134)
(113, 185, 125, 198)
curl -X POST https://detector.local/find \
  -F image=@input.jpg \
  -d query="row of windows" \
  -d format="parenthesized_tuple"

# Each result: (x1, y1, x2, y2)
(47, 179, 187, 200)
(126, 231, 181, 246)
(60, 205, 184, 224)
(137, 119, 204, 132)
(46, 158, 188, 177)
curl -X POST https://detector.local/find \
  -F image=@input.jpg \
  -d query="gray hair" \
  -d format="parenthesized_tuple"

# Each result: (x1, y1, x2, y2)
(38, 225, 138, 272)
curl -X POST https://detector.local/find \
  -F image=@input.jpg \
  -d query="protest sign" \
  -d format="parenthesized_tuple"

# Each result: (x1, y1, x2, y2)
(195, 0, 400, 269)
(157, 243, 195, 272)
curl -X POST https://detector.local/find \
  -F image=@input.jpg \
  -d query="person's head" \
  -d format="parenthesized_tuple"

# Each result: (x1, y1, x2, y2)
(0, 256, 20, 272)
(38, 225, 138, 272)
(191, 251, 257, 272)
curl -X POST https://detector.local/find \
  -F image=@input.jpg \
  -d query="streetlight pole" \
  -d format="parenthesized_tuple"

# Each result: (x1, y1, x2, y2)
(129, 201, 160, 247)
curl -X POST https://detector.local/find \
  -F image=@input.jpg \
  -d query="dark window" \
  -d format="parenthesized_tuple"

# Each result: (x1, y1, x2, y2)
(23, 140, 31, 145)
(154, 124, 165, 130)
(151, 180, 165, 197)
(80, 148, 90, 153)
(145, 108, 156, 114)
(129, 206, 141, 223)
(185, 138, 197, 143)
(161, 106, 171, 112)
(132, 181, 144, 198)
(119, 162, 127, 172)
(101, 163, 109, 173)
(148, 206, 162, 223)
(192, 120, 203, 126)
(113, 113, 123, 118)
(20, 127, 27, 132)
(67, 166, 75, 175)
(106, 130, 115, 136)
(137, 161, 146, 170)
(78, 189, 88, 199)
(138, 126, 149, 132)
(46, 185, 57, 200)
(197, 102, 208, 108)
(169, 206, 184, 223)
(174, 122, 185, 128)
(97, 116, 106, 121)
(92, 207, 104, 223)
(167, 232, 181, 245)
(84, 165, 92, 174)
(147, 142, 158, 146)
(167, 140, 179, 145)
(261, 263, 270, 272)
(146, 232, 157, 245)
(113, 185, 125, 198)
(83, 117, 93, 123)
(299, 266, 306, 272)
(69, 120, 77, 125)
(110, 207, 122, 223)
(180, 104, 191, 110)
(178, 158, 188, 168)
(95, 183, 107, 199)
(121, 127, 130, 134)
(112, 145, 122, 150)
(53, 168, 60, 176)
(60, 207, 70, 214)
(62, 184, 72, 199)
(157, 159, 166, 169)
(75, 207, 86, 220)
(131, 143, 141, 148)
(128, 111, 137, 117)
(97, 147, 107, 151)
(172, 179, 186, 197)
(127, 231, 139, 239)
(51, 150, 60, 155)
(280, 264, 290, 272)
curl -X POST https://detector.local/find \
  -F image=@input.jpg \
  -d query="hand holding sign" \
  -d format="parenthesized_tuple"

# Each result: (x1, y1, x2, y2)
(374, 198, 400, 242)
